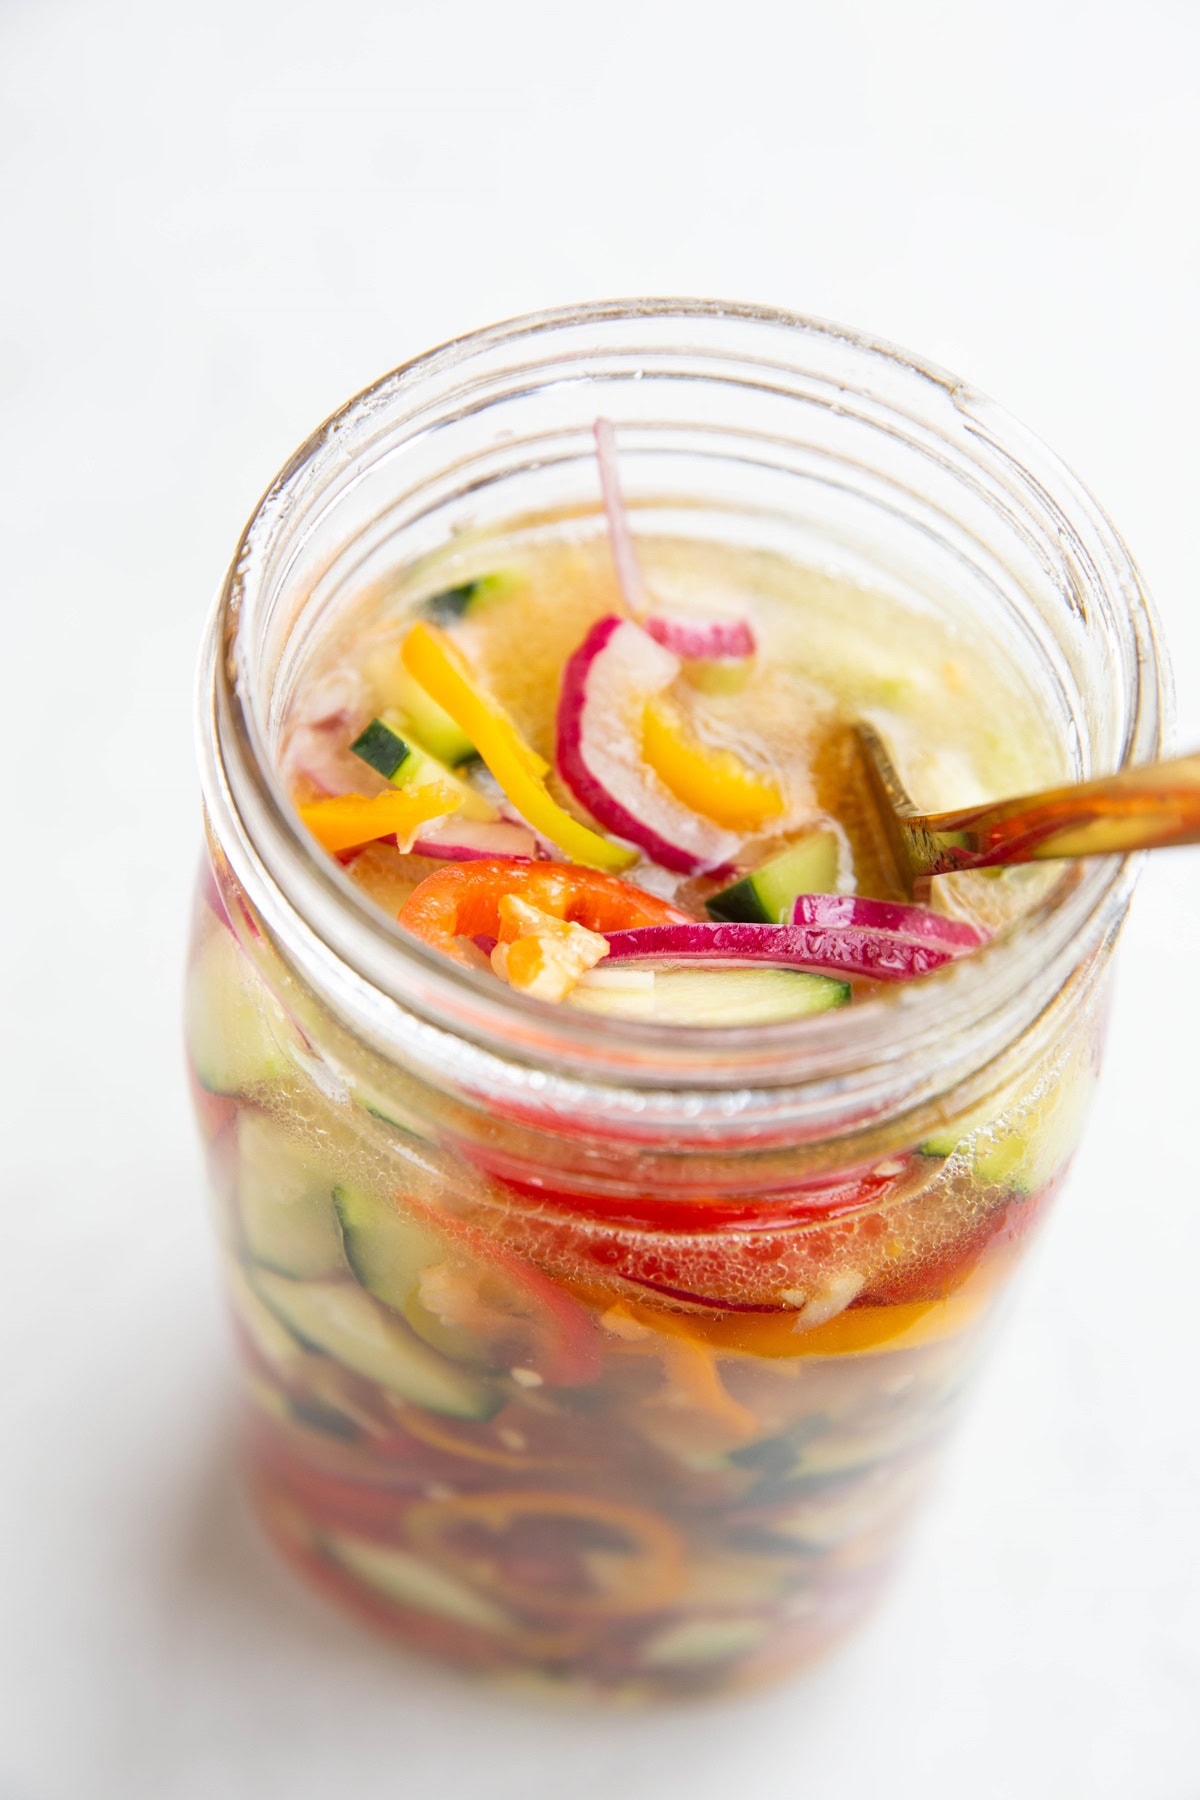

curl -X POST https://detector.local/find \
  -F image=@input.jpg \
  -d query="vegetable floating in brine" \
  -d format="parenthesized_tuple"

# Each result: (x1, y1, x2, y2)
(280, 423, 1057, 1020)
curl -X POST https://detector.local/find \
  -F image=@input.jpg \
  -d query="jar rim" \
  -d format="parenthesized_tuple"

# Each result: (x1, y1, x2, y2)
(197, 298, 1170, 1134)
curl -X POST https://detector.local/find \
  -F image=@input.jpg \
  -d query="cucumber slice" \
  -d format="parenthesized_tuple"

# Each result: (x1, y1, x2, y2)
(421, 580, 489, 625)
(351, 712, 493, 820)
(420, 574, 512, 627)
(185, 927, 293, 1096)
(706, 830, 841, 924)
(224, 1259, 310, 1380)
(349, 715, 412, 780)
(286, 1395, 362, 1442)
(333, 1184, 443, 1315)
(237, 1113, 345, 1279)
(334, 1185, 488, 1367)
(385, 665, 476, 767)
(569, 963, 850, 1026)
(920, 1069, 1092, 1194)
(240, 1372, 360, 1443)
(348, 1078, 436, 1144)
(249, 1269, 500, 1419)
(382, 724, 494, 821)
(321, 1532, 512, 1632)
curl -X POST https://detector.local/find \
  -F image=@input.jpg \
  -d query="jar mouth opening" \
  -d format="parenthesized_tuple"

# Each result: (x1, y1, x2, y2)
(199, 298, 1170, 1120)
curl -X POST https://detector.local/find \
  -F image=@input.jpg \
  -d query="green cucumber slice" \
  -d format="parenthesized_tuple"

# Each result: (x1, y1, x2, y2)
(185, 927, 293, 1096)
(286, 1395, 362, 1442)
(349, 716, 413, 780)
(333, 1185, 488, 1367)
(568, 963, 850, 1026)
(351, 712, 493, 819)
(920, 1070, 1092, 1194)
(421, 580, 489, 625)
(706, 830, 841, 925)
(240, 1371, 361, 1443)
(385, 665, 476, 767)
(333, 1184, 443, 1314)
(224, 1259, 313, 1384)
(321, 1533, 512, 1632)
(237, 1113, 345, 1279)
(420, 574, 511, 626)
(348, 1079, 436, 1144)
(248, 1269, 499, 1419)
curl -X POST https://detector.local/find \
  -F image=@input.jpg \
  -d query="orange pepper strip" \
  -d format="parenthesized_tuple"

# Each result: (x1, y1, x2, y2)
(656, 1337, 762, 1443)
(400, 859, 689, 965)
(404, 1489, 688, 1618)
(569, 1273, 988, 1360)
(299, 785, 460, 855)
(401, 621, 637, 871)
(622, 1288, 989, 1360)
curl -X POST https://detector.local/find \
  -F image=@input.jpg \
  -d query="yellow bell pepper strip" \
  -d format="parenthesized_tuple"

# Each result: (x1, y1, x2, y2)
(400, 622, 637, 871)
(298, 784, 460, 855)
(642, 695, 785, 832)
(404, 1490, 688, 1617)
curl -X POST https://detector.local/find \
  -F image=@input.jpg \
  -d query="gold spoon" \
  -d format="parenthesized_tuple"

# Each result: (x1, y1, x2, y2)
(853, 723, 1200, 900)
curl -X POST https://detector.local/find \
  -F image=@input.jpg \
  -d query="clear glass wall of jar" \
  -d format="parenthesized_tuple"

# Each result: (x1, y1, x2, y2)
(187, 302, 1168, 1700)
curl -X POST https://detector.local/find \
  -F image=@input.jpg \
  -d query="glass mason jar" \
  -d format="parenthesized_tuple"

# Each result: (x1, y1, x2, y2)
(187, 301, 1168, 1701)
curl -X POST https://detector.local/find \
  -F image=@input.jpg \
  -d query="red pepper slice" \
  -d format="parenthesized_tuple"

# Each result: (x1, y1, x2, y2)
(399, 859, 689, 965)
(483, 1163, 907, 1235)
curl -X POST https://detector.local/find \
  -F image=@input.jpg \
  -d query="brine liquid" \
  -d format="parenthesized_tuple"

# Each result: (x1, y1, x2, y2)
(281, 528, 1065, 934)
(189, 529, 1097, 1698)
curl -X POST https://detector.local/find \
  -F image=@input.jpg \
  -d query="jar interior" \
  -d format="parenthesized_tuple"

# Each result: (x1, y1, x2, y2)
(205, 304, 1164, 1123)
(259, 395, 1111, 786)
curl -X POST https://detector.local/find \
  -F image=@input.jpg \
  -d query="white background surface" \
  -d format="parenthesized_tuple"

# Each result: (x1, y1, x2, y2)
(1, 2, 1198, 1795)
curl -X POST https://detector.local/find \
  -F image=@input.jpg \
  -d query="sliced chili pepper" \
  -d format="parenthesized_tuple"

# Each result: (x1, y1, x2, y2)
(482, 1163, 909, 1235)
(399, 859, 688, 966)
(446, 1157, 908, 1315)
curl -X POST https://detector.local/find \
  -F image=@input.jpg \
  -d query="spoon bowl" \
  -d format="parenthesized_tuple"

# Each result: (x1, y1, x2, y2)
(853, 723, 1200, 900)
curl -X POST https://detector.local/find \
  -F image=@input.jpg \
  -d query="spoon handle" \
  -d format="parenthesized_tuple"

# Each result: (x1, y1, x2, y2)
(913, 753, 1200, 874)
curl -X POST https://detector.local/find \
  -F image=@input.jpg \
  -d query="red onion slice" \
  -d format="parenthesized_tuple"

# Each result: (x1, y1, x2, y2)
(603, 921, 962, 982)
(791, 893, 987, 950)
(644, 613, 756, 660)
(592, 421, 757, 662)
(594, 417, 650, 616)
(410, 818, 541, 861)
(555, 615, 742, 876)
